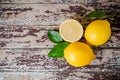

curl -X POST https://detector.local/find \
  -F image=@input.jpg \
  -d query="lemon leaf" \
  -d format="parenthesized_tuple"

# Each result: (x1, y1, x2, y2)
(48, 42, 70, 58)
(86, 11, 107, 19)
(48, 30, 63, 43)
(107, 12, 117, 21)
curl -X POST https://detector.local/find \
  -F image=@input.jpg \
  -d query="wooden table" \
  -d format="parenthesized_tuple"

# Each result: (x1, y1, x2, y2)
(0, 0, 120, 80)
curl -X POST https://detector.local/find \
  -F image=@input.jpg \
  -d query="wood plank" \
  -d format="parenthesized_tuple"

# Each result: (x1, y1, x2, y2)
(0, 4, 94, 25)
(0, 25, 55, 48)
(0, 72, 120, 80)
(0, 49, 120, 72)
(0, 0, 113, 4)
(0, 25, 120, 48)
(0, 0, 119, 4)
(0, 48, 120, 80)
(0, 3, 120, 26)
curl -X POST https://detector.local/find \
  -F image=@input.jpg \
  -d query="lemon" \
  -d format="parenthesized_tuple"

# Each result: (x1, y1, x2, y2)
(85, 20, 111, 46)
(64, 42, 95, 67)
(59, 19, 83, 42)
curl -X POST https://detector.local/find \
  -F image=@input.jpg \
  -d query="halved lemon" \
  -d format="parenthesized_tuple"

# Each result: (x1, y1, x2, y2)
(59, 19, 83, 42)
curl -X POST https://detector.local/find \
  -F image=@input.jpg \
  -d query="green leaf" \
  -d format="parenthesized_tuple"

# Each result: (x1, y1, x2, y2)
(111, 12, 117, 18)
(85, 11, 107, 19)
(108, 12, 117, 20)
(48, 30, 63, 43)
(48, 42, 70, 58)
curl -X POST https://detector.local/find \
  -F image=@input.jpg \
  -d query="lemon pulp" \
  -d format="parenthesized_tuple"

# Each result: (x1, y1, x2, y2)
(59, 19, 83, 42)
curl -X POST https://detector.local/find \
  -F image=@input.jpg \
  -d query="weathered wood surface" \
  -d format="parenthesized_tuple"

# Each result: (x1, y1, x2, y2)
(0, 25, 120, 48)
(0, 72, 119, 80)
(0, 0, 119, 4)
(0, 0, 120, 80)
(0, 49, 120, 79)
(0, 48, 120, 72)
(0, 2, 120, 26)
(0, 4, 94, 25)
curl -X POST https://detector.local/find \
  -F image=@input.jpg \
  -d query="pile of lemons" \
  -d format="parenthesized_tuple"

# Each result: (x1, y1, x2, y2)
(59, 19, 111, 67)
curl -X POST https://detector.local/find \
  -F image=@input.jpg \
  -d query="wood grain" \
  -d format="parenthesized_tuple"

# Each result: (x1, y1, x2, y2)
(0, 25, 120, 48)
(0, 25, 55, 48)
(0, 72, 120, 80)
(0, 48, 120, 72)
(0, 4, 94, 25)
(0, 48, 120, 79)
(0, 2, 120, 26)
(0, 0, 120, 4)
(0, 0, 113, 4)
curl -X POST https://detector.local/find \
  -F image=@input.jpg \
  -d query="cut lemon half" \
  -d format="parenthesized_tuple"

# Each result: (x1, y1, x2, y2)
(59, 19, 83, 42)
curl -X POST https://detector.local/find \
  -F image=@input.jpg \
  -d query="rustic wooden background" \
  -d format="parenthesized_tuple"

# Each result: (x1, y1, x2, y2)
(0, 0, 120, 80)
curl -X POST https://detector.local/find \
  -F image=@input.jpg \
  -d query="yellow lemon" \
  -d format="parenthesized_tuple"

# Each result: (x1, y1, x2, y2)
(59, 19, 83, 42)
(64, 42, 95, 67)
(85, 20, 111, 46)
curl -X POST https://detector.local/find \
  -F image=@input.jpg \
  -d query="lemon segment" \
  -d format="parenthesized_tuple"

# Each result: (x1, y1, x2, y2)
(59, 19, 83, 42)
(85, 20, 111, 46)
(64, 42, 95, 67)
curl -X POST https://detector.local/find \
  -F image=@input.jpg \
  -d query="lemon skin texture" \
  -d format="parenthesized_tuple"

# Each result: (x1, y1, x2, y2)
(85, 20, 111, 46)
(64, 42, 95, 67)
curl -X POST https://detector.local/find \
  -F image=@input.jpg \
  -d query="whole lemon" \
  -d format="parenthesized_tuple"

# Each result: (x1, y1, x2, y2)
(85, 20, 111, 46)
(64, 42, 95, 67)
